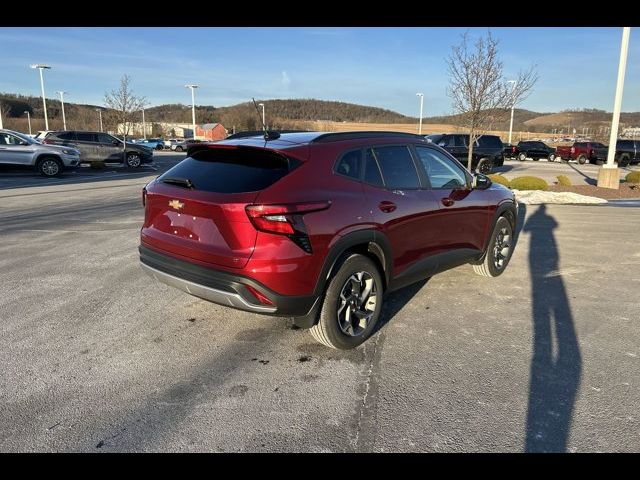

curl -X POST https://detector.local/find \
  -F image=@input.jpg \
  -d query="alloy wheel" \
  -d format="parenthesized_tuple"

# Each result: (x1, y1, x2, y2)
(337, 271, 378, 337)
(41, 159, 59, 176)
(493, 225, 512, 270)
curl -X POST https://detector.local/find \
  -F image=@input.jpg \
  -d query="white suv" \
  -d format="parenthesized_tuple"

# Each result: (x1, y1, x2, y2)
(0, 129, 81, 177)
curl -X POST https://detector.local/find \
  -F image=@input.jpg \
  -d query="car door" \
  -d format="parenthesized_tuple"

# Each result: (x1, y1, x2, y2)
(360, 144, 439, 279)
(96, 133, 123, 162)
(74, 132, 99, 162)
(0, 132, 36, 165)
(413, 146, 491, 257)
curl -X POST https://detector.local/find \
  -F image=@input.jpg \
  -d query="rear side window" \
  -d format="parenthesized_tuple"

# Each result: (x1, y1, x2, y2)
(56, 132, 75, 140)
(158, 147, 298, 193)
(76, 132, 97, 142)
(370, 146, 420, 189)
(334, 150, 362, 180)
(478, 136, 502, 148)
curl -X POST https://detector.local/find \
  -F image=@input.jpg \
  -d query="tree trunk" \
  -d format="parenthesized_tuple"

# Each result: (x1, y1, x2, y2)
(467, 125, 475, 171)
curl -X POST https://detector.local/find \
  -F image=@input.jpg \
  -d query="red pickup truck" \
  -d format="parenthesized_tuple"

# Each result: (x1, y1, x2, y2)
(555, 142, 607, 164)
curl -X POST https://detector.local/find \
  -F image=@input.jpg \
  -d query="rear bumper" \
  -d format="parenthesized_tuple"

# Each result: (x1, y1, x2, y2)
(139, 244, 318, 317)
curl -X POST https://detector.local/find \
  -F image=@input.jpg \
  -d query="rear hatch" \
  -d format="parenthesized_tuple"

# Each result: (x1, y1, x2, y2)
(141, 145, 299, 268)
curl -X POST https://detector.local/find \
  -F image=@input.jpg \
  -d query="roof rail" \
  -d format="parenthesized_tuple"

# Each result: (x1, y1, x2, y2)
(310, 131, 426, 144)
(225, 129, 309, 140)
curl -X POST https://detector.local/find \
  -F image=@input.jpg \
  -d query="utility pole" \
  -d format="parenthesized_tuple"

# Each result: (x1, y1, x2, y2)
(95, 108, 103, 132)
(185, 84, 198, 140)
(25, 111, 32, 134)
(507, 80, 516, 144)
(416, 93, 424, 135)
(598, 27, 631, 189)
(31, 64, 51, 130)
(57, 91, 67, 130)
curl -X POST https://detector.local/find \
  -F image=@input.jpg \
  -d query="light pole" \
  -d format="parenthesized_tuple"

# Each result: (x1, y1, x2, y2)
(141, 104, 147, 140)
(95, 108, 103, 132)
(598, 27, 631, 189)
(258, 103, 265, 128)
(507, 80, 516, 144)
(25, 111, 32, 135)
(185, 84, 198, 139)
(416, 93, 424, 135)
(57, 91, 67, 130)
(31, 64, 51, 130)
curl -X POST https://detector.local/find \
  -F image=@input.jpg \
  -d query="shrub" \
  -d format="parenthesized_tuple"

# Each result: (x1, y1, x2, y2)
(488, 174, 510, 187)
(625, 171, 640, 184)
(509, 176, 549, 191)
(556, 174, 572, 186)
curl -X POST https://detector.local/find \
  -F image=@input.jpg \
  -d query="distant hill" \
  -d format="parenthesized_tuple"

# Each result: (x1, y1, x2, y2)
(2, 92, 639, 136)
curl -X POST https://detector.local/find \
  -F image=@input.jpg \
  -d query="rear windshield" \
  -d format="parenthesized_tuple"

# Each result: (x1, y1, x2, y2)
(158, 147, 298, 193)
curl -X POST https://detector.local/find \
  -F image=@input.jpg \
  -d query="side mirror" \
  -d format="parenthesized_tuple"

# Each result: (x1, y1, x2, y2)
(19, 141, 29, 146)
(472, 173, 492, 190)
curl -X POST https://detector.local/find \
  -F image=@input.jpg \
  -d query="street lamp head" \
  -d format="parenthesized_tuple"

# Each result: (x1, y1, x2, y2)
(258, 103, 264, 107)
(185, 84, 199, 89)
(31, 64, 51, 69)
(416, 93, 424, 97)
(57, 91, 67, 95)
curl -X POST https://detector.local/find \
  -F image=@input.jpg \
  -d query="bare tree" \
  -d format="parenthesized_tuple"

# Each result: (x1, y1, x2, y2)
(103, 75, 146, 140)
(446, 31, 537, 170)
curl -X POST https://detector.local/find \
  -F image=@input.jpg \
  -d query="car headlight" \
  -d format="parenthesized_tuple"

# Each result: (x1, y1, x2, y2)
(62, 149, 80, 155)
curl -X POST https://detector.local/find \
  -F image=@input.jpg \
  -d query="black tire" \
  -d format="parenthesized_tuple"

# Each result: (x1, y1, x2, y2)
(618, 155, 630, 168)
(518, 152, 527, 161)
(310, 254, 383, 350)
(473, 216, 514, 278)
(478, 158, 493, 174)
(125, 152, 141, 168)
(155, 144, 164, 150)
(577, 155, 587, 165)
(176, 146, 184, 152)
(548, 153, 556, 162)
(595, 159, 604, 166)
(37, 156, 63, 177)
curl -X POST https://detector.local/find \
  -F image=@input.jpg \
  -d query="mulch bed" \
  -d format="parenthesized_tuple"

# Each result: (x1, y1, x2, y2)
(548, 183, 640, 199)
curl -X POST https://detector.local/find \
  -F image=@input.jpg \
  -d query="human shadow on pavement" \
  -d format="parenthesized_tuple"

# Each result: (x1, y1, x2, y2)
(523, 204, 582, 452)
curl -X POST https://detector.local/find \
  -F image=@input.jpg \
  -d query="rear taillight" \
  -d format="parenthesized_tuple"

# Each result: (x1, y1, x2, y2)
(511, 146, 516, 153)
(245, 202, 331, 253)
(142, 187, 147, 207)
(571, 147, 575, 153)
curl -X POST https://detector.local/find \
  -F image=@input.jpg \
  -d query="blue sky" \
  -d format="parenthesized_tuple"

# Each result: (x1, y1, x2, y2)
(1, 27, 638, 116)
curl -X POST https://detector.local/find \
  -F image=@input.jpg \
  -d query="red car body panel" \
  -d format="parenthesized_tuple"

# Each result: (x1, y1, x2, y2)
(139, 132, 516, 317)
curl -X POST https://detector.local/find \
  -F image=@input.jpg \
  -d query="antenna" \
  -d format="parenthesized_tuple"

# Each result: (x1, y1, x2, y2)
(252, 97, 269, 141)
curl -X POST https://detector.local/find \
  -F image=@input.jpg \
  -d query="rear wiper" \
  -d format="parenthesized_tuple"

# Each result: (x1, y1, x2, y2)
(162, 177, 195, 189)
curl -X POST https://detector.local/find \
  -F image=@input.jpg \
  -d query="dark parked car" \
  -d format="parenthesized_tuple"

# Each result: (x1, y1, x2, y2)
(136, 138, 165, 150)
(424, 134, 504, 174)
(42, 131, 154, 167)
(139, 131, 518, 349)
(513, 140, 557, 162)
(503, 142, 517, 159)
(591, 139, 639, 166)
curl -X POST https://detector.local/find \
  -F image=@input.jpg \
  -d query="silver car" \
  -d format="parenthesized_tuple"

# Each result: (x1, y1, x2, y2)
(0, 129, 81, 177)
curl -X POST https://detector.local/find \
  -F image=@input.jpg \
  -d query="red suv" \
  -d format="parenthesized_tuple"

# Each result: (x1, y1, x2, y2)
(139, 132, 518, 349)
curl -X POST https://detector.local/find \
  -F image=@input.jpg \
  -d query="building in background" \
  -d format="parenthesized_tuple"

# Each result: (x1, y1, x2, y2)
(195, 123, 227, 141)
(116, 122, 194, 138)
(622, 127, 640, 138)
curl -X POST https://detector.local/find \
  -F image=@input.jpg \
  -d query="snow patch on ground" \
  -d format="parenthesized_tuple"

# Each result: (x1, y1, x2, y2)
(513, 189, 608, 205)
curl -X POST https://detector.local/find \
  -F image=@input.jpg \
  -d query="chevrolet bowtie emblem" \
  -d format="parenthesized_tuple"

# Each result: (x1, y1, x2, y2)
(168, 200, 185, 210)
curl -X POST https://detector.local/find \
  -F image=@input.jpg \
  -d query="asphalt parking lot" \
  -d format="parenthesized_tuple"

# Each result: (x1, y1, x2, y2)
(1, 153, 639, 452)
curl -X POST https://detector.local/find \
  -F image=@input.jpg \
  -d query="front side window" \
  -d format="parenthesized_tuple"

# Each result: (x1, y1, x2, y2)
(371, 146, 420, 189)
(334, 150, 362, 180)
(98, 133, 117, 144)
(0, 133, 24, 145)
(415, 147, 468, 189)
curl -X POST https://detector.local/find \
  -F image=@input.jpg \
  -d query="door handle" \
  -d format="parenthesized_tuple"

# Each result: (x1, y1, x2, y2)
(441, 198, 455, 207)
(378, 201, 397, 213)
